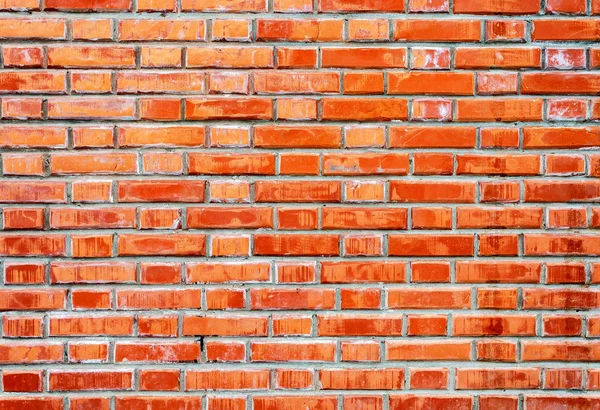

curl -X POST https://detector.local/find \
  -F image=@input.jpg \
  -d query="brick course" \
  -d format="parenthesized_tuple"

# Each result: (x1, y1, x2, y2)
(1, 0, 600, 408)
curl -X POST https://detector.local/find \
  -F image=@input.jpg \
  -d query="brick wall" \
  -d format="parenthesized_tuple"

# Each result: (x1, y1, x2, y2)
(1, 0, 600, 408)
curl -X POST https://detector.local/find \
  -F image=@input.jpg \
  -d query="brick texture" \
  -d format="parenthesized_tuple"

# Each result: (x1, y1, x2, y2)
(0, 0, 600, 408)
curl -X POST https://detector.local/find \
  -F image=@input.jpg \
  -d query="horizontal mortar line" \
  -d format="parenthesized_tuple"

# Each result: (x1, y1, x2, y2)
(1, 119, 599, 126)
(0, 389, 595, 395)
(0, 364, 598, 370)
(7, 281, 600, 292)
(0, 340, 598, 346)
(1, 11, 600, 18)
(2, 174, 600, 180)
(2, 228, 600, 233)
(0, 175, 594, 180)
(0, 335, 597, 341)
(4, 255, 600, 260)
(1, 203, 591, 208)
(1, 304, 599, 311)
(1, 94, 598, 98)
(3, 40, 600, 45)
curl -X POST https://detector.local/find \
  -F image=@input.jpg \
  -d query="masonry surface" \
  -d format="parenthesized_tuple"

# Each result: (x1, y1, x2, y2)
(1, 0, 600, 408)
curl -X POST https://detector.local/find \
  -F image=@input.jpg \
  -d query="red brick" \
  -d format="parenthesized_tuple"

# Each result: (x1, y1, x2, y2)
(255, 181, 341, 203)
(457, 99, 543, 122)
(187, 47, 273, 68)
(388, 288, 471, 309)
(253, 396, 337, 410)
(0, 18, 66, 39)
(50, 316, 133, 336)
(45, 0, 131, 10)
(386, 341, 471, 361)
(390, 396, 472, 410)
(410, 261, 450, 283)
(390, 181, 476, 203)
(119, 20, 204, 41)
(453, 315, 537, 336)
(479, 396, 518, 410)
(320, 0, 404, 11)
(341, 341, 380, 361)
(138, 315, 178, 337)
(251, 341, 335, 362)
(116, 398, 200, 410)
(456, 368, 540, 389)
(410, 47, 451, 69)
(0, 398, 64, 410)
(254, 71, 339, 94)
(456, 261, 541, 283)
(318, 314, 403, 336)
(48, 46, 134, 68)
(254, 126, 341, 148)
(322, 98, 408, 121)
(454, 0, 539, 13)
(0, 72, 66, 93)
(186, 98, 273, 120)
(139, 370, 181, 391)
(115, 342, 200, 362)
(388, 72, 474, 95)
(390, 127, 476, 148)
(206, 341, 245, 362)
(2, 371, 43, 392)
(321, 261, 405, 283)
(410, 368, 449, 389)
(2, 316, 44, 337)
(183, 315, 267, 336)
(476, 340, 517, 362)
(49, 371, 133, 391)
(186, 369, 269, 390)
(477, 288, 518, 309)
(486, 20, 526, 41)
(407, 315, 447, 336)
(394, 20, 480, 41)
(522, 73, 600, 94)
(68, 342, 108, 363)
(182, 0, 266, 11)
(388, 234, 474, 256)
(253, 234, 339, 256)
(456, 207, 543, 228)
(323, 48, 406, 68)
(117, 289, 201, 309)
(321, 368, 403, 390)
(455, 47, 541, 69)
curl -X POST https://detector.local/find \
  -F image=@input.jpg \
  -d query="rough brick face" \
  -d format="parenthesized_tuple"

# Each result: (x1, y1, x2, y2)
(0, 0, 598, 407)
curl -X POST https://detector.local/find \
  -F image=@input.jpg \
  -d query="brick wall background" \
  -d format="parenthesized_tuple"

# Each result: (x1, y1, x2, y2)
(1, 0, 600, 408)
